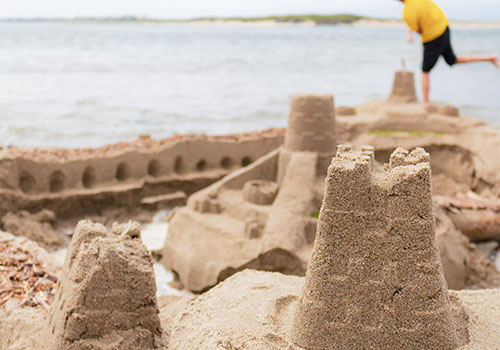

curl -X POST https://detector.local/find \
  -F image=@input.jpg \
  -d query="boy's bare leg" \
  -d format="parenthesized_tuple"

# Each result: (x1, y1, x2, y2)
(455, 54, 498, 68)
(422, 72, 430, 103)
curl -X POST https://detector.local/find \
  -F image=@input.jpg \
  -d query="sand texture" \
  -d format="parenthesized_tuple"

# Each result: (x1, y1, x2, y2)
(293, 146, 457, 349)
(159, 269, 500, 350)
(1, 210, 64, 249)
(45, 221, 166, 349)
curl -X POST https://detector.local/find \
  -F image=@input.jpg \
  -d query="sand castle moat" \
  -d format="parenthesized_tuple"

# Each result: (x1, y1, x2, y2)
(1, 70, 500, 349)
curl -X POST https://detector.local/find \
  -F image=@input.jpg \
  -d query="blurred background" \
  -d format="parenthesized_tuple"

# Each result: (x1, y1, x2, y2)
(1, 0, 499, 148)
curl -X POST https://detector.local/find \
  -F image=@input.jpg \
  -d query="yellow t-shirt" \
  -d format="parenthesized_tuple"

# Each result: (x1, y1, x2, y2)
(403, 0, 449, 43)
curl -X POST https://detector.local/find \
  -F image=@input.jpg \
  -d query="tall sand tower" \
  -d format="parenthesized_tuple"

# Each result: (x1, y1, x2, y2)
(278, 94, 337, 183)
(292, 146, 458, 349)
(388, 70, 418, 103)
(46, 221, 165, 350)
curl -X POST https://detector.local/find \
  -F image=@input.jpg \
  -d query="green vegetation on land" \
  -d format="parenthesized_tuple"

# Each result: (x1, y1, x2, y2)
(368, 130, 444, 137)
(188, 14, 366, 25)
(1, 14, 368, 25)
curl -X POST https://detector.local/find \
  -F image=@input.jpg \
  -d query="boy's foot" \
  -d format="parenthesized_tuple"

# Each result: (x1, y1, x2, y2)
(491, 54, 499, 68)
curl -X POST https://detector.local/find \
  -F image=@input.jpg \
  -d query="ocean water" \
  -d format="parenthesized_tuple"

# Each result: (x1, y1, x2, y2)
(1, 22, 499, 149)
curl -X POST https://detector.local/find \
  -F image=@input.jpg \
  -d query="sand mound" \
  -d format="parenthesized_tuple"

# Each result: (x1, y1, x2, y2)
(166, 270, 303, 350)
(45, 220, 166, 349)
(1, 210, 64, 249)
(160, 269, 499, 350)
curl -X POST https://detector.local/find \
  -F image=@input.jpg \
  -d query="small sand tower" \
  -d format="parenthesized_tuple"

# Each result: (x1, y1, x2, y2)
(46, 221, 165, 350)
(292, 146, 458, 349)
(388, 70, 418, 103)
(278, 94, 337, 183)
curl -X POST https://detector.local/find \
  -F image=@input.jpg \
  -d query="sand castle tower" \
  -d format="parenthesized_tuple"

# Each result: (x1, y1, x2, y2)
(46, 221, 165, 350)
(278, 94, 337, 183)
(388, 70, 418, 103)
(292, 146, 458, 349)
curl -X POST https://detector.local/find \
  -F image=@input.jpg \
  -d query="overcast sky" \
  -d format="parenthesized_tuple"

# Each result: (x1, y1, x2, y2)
(1, 0, 499, 21)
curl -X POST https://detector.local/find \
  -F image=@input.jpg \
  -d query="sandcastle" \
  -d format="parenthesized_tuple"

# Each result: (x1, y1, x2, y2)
(162, 94, 336, 291)
(162, 85, 500, 292)
(388, 70, 418, 103)
(156, 147, 499, 349)
(0, 132, 282, 224)
(45, 221, 166, 349)
(292, 146, 457, 349)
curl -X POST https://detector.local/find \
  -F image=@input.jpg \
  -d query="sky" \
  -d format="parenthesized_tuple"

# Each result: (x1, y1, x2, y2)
(1, 0, 499, 21)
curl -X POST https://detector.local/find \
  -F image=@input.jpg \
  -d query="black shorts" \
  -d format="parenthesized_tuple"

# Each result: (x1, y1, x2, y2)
(422, 27, 457, 72)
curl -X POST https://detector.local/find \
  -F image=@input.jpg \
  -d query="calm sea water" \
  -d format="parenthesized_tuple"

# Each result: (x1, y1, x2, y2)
(1, 22, 499, 149)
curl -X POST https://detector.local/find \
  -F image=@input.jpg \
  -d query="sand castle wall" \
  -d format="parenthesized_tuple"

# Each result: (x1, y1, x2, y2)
(45, 221, 165, 349)
(0, 133, 283, 219)
(292, 146, 458, 349)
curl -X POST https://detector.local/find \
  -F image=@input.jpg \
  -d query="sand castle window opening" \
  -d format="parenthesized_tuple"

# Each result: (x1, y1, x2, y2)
(19, 171, 36, 194)
(49, 171, 66, 193)
(220, 157, 233, 170)
(115, 163, 131, 181)
(241, 156, 252, 167)
(174, 156, 185, 174)
(196, 159, 207, 172)
(147, 160, 161, 177)
(82, 166, 96, 189)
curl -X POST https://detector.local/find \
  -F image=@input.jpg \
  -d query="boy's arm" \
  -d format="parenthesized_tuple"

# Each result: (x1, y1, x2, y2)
(403, 8, 421, 42)
(407, 28, 414, 43)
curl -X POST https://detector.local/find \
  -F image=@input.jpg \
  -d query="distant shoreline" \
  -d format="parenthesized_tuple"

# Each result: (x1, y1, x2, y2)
(2, 16, 500, 29)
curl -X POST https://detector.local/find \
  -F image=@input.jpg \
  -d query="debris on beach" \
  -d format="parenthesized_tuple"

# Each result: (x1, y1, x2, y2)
(0, 241, 58, 310)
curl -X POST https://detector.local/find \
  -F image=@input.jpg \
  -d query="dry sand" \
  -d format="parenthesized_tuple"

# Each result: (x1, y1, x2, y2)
(1, 210, 64, 250)
(160, 269, 500, 350)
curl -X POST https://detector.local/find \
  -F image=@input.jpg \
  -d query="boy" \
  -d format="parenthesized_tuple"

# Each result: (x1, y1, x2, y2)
(400, 0, 498, 103)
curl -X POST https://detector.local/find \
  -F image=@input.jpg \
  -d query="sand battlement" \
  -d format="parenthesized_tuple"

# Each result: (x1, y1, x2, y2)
(334, 144, 375, 169)
(293, 146, 458, 349)
(389, 146, 430, 168)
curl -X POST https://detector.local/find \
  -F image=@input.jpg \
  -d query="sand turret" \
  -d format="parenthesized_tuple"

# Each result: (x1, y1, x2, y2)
(46, 221, 165, 350)
(292, 146, 458, 349)
(388, 70, 418, 103)
(278, 94, 337, 183)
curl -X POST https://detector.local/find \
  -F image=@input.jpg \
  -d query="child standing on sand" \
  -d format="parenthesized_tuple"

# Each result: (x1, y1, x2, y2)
(398, 0, 499, 103)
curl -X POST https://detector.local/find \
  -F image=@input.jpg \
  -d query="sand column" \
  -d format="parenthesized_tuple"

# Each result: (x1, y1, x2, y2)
(388, 70, 418, 103)
(278, 94, 336, 183)
(292, 146, 458, 349)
